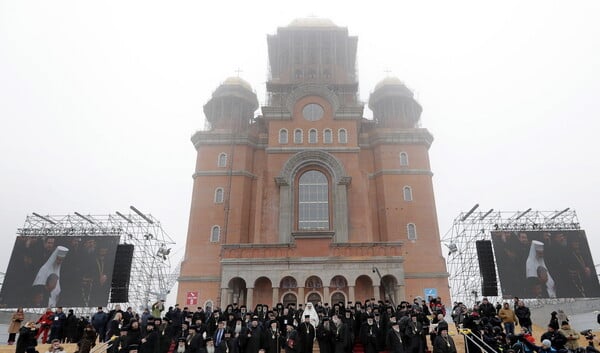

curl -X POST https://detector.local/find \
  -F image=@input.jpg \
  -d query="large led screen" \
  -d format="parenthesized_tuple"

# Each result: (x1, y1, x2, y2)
(491, 230, 600, 299)
(0, 236, 120, 308)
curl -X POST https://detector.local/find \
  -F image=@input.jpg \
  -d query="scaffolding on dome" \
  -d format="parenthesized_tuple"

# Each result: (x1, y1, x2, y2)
(441, 205, 580, 306)
(14, 206, 176, 311)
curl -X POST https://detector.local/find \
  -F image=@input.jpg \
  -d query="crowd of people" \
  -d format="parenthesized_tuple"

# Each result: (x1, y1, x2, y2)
(7, 296, 599, 353)
(7, 297, 454, 353)
(450, 297, 599, 353)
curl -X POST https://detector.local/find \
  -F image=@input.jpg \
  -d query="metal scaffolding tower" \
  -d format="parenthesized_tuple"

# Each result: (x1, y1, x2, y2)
(15, 206, 176, 311)
(441, 205, 580, 306)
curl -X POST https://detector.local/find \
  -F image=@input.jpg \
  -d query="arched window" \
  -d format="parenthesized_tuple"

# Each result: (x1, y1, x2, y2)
(323, 129, 333, 144)
(308, 129, 318, 144)
(280, 276, 298, 289)
(279, 129, 288, 144)
(403, 186, 413, 201)
(400, 152, 409, 166)
(294, 129, 303, 144)
(338, 129, 347, 144)
(407, 223, 417, 241)
(214, 187, 224, 203)
(210, 225, 221, 242)
(298, 170, 329, 230)
(218, 153, 228, 168)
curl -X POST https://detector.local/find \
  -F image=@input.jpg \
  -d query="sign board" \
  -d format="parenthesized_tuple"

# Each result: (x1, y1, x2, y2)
(186, 291, 198, 306)
(424, 288, 437, 301)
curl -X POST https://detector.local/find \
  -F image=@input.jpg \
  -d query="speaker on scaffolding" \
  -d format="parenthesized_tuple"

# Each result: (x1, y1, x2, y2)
(476, 240, 498, 297)
(110, 244, 134, 303)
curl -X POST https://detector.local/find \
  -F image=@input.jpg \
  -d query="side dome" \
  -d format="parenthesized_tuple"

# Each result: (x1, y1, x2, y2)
(203, 77, 258, 131)
(372, 77, 414, 98)
(368, 76, 422, 128)
(222, 76, 253, 92)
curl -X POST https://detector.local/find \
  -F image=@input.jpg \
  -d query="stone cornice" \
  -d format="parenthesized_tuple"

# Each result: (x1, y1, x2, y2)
(330, 241, 404, 248)
(178, 275, 221, 282)
(266, 147, 360, 154)
(404, 272, 449, 279)
(193, 170, 257, 179)
(221, 241, 403, 259)
(358, 129, 434, 148)
(292, 231, 335, 239)
(191, 131, 262, 149)
(221, 256, 404, 266)
(222, 243, 296, 250)
(368, 169, 433, 178)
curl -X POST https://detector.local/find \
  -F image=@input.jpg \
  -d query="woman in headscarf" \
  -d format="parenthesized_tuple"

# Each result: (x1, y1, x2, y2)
(525, 240, 556, 298)
(32, 246, 69, 307)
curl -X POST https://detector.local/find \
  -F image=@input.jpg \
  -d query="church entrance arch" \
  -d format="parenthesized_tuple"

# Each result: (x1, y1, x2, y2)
(228, 277, 247, 306)
(330, 291, 345, 305)
(380, 275, 398, 305)
(282, 292, 297, 307)
(306, 292, 321, 305)
(355, 275, 374, 302)
(254, 277, 273, 308)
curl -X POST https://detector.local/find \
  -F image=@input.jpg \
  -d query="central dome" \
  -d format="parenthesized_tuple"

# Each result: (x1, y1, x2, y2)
(288, 17, 337, 28)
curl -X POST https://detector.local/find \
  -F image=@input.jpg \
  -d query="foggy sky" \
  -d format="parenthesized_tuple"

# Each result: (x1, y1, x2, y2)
(1, 1, 599, 303)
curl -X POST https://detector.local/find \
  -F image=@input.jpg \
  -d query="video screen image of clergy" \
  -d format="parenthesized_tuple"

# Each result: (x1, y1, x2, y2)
(491, 230, 600, 299)
(0, 235, 120, 308)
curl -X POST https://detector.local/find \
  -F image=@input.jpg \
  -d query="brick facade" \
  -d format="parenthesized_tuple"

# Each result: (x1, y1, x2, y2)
(177, 18, 449, 310)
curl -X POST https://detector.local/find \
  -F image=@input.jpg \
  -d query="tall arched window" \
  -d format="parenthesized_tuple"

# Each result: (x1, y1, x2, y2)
(298, 170, 329, 230)
(279, 129, 288, 144)
(308, 129, 318, 144)
(338, 129, 347, 144)
(403, 186, 413, 201)
(294, 129, 303, 144)
(400, 152, 409, 166)
(218, 153, 228, 167)
(214, 187, 224, 203)
(210, 225, 221, 242)
(407, 223, 417, 241)
(323, 129, 333, 144)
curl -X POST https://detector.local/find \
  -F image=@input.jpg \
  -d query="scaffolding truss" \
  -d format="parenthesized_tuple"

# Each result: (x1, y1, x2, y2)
(441, 205, 580, 306)
(14, 207, 176, 311)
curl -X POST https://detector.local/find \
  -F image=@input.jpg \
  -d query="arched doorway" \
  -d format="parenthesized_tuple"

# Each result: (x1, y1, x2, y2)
(355, 275, 374, 302)
(228, 277, 247, 306)
(330, 291, 345, 305)
(254, 277, 273, 308)
(282, 292, 297, 308)
(306, 292, 322, 305)
(380, 275, 398, 306)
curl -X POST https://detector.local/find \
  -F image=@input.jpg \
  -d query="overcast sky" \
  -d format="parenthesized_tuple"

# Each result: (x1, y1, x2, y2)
(1, 1, 599, 303)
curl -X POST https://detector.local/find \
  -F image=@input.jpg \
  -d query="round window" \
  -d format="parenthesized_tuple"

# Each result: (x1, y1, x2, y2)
(302, 103, 324, 121)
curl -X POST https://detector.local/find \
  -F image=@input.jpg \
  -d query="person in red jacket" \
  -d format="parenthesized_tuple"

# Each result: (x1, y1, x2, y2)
(36, 308, 54, 344)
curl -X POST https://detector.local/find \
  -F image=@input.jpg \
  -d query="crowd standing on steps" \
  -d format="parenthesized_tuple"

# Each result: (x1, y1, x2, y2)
(6, 296, 600, 353)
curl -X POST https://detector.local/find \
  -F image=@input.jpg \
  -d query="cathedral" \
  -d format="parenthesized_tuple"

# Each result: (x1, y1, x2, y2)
(177, 18, 449, 309)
